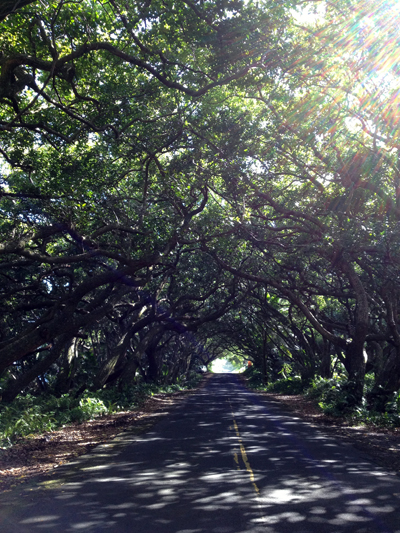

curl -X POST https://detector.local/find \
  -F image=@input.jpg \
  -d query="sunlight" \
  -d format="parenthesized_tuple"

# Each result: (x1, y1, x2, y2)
(210, 358, 244, 373)
(291, 2, 326, 25)
(293, 0, 400, 80)
(210, 358, 234, 373)
(344, 3, 399, 88)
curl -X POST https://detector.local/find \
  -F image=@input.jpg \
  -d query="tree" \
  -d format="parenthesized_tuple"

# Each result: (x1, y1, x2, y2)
(2, 0, 400, 413)
(0, 0, 36, 22)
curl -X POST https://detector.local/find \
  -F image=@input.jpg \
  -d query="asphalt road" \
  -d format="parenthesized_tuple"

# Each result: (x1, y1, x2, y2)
(1, 373, 400, 532)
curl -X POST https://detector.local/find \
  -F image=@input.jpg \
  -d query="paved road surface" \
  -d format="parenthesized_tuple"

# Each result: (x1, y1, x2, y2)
(1, 374, 400, 532)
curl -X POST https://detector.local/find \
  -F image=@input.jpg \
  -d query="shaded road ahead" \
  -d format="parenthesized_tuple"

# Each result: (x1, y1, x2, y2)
(1, 374, 400, 532)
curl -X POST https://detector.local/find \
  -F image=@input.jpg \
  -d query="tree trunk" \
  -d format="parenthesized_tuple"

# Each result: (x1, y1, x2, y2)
(262, 330, 268, 384)
(367, 287, 400, 411)
(118, 326, 164, 386)
(146, 340, 163, 382)
(54, 338, 79, 395)
(340, 260, 369, 407)
(367, 347, 400, 411)
(92, 331, 132, 390)
(1, 334, 75, 403)
(343, 339, 367, 407)
(319, 340, 332, 379)
(0, 273, 125, 373)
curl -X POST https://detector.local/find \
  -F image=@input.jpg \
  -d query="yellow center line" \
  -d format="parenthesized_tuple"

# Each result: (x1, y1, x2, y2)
(233, 419, 240, 438)
(229, 401, 260, 495)
(240, 444, 260, 493)
(233, 452, 240, 470)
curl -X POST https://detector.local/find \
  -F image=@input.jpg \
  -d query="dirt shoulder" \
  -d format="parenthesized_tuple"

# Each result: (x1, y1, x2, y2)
(0, 378, 211, 493)
(259, 390, 400, 475)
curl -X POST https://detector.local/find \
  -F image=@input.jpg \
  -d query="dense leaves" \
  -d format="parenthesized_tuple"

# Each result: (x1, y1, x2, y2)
(1, 0, 400, 417)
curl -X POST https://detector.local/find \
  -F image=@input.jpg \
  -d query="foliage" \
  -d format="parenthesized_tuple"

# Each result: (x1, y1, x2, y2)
(306, 376, 358, 415)
(264, 377, 309, 395)
(306, 376, 400, 425)
(244, 372, 400, 426)
(350, 405, 400, 428)
(244, 366, 309, 394)
(0, 375, 201, 447)
(1, 0, 400, 416)
(242, 365, 265, 389)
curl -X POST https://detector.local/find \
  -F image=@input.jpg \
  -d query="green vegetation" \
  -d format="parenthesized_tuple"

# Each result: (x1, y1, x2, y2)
(243, 366, 400, 427)
(1, 0, 400, 434)
(0, 375, 201, 447)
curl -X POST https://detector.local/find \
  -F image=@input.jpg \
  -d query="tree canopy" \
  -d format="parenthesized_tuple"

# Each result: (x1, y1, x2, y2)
(1, 0, 400, 412)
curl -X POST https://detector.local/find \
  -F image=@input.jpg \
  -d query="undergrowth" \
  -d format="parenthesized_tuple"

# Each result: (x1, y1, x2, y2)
(0, 374, 202, 448)
(243, 367, 400, 428)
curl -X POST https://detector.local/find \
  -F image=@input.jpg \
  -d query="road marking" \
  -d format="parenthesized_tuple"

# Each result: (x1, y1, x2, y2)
(228, 397, 267, 526)
(240, 444, 260, 494)
(229, 401, 260, 495)
(233, 452, 240, 470)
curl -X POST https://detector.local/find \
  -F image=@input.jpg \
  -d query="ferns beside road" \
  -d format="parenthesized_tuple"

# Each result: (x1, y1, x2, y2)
(0, 376, 201, 448)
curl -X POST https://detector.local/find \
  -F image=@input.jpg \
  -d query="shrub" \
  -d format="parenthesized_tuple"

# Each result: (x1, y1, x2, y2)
(0, 405, 57, 444)
(0, 374, 204, 447)
(265, 377, 308, 395)
(306, 376, 357, 415)
(242, 366, 265, 389)
(79, 395, 108, 418)
(306, 376, 400, 423)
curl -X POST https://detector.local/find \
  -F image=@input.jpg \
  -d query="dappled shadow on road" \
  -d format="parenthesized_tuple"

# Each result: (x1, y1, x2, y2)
(229, 380, 400, 533)
(2, 374, 400, 533)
